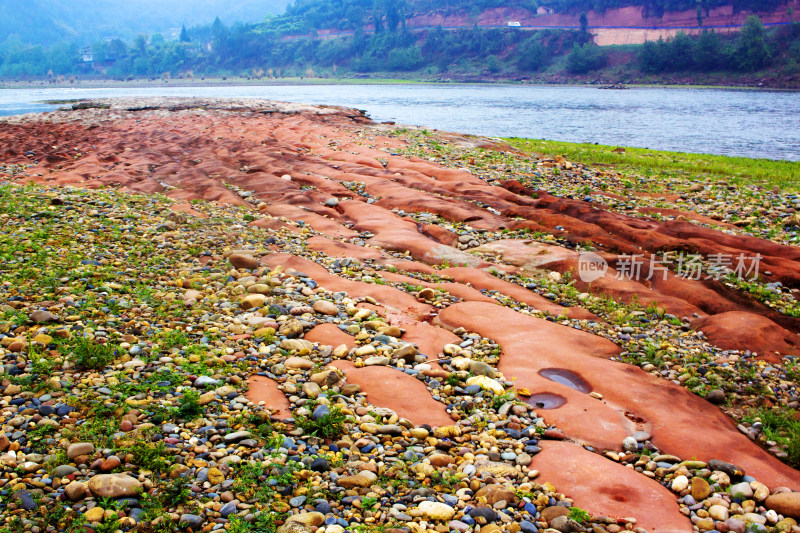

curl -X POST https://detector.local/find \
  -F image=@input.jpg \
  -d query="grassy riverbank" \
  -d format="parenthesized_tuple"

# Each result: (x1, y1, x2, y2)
(507, 138, 800, 192)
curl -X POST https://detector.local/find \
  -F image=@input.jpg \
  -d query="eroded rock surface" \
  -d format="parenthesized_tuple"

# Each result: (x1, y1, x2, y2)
(2, 98, 799, 532)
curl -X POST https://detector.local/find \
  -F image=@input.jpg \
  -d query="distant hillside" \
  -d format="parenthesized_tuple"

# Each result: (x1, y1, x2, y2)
(0, 0, 290, 46)
(271, 0, 795, 34)
(264, 0, 798, 47)
(1, 0, 799, 88)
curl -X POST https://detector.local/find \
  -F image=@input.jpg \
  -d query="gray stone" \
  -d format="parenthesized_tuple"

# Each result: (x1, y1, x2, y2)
(179, 514, 203, 529)
(725, 518, 746, 533)
(729, 481, 753, 499)
(312, 405, 330, 420)
(550, 515, 583, 533)
(469, 506, 497, 524)
(290, 495, 307, 507)
(223, 431, 252, 443)
(220, 502, 238, 518)
(310, 457, 330, 472)
(194, 376, 220, 387)
(12, 490, 37, 511)
(52, 465, 79, 478)
(469, 360, 496, 377)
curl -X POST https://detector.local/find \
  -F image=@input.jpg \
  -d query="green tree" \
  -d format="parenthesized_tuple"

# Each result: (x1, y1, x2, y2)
(693, 30, 723, 69)
(566, 43, 608, 73)
(212, 17, 227, 45)
(516, 38, 548, 71)
(639, 38, 669, 72)
(736, 15, 770, 71)
(486, 54, 501, 72)
(372, 0, 384, 33)
(133, 34, 147, 58)
(668, 32, 695, 70)
(180, 25, 191, 43)
(579, 12, 588, 34)
(345, 5, 364, 29)
(385, 0, 400, 32)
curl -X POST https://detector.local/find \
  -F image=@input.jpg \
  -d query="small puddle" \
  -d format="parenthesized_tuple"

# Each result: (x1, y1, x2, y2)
(524, 393, 567, 410)
(539, 368, 591, 393)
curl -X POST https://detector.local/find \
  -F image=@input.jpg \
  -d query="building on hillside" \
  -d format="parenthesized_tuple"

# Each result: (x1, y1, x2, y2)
(537, 7, 555, 15)
(507, 21, 521, 27)
(80, 48, 93, 63)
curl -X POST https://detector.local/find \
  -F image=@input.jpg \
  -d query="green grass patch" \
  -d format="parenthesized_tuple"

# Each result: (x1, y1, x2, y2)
(744, 407, 800, 468)
(506, 138, 800, 192)
(65, 336, 119, 370)
(294, 404, 349, 440)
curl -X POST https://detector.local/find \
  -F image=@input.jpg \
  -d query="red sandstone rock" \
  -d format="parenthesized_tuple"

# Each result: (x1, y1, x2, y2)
(436, 301, 799, 489)
(245, 376, 292, 419)
(4, 102, 800, 499)
(693, 311, 799, 358)
(330, 360, 452, 427)
(261, 254, 434, 325)
(532, 442, 693, 533)
(307, 236, 385, 261)
(304, 324, 358, 350)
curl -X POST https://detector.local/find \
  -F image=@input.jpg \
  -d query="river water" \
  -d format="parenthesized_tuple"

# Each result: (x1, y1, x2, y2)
(1, 84, 798, 161)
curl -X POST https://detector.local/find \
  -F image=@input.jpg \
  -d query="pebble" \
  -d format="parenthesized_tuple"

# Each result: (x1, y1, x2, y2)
(87, 474, 142, 498)
(13, 490, 37, 511)
(417, 501, 456, 521)
(180, 514, 204, 529)
(228, 253, 259, 270)
(729, 481, 754, 499)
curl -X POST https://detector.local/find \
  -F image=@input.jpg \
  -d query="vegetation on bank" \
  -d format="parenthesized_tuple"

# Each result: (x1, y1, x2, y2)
(1, 0, 799, 87)
(507, 137, 800, 191)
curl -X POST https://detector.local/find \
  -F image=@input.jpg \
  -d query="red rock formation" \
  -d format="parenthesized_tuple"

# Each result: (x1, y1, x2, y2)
(436, 301, 800, 489)
(4, 101, 800, 492)
(693, 312, 800, 361)
(532, 442, 693, 533)
(330, 360, 453, 427)
(261, 254, 434, 325)
(245, 375, 293, 419)
(304, 324, 358, 350)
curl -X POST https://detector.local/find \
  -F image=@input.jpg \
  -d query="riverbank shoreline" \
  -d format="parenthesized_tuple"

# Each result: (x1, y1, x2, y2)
(3, 75, 800, 92)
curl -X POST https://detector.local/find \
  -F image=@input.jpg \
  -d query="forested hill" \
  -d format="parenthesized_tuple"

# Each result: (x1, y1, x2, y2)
(0, 0, 290, 46)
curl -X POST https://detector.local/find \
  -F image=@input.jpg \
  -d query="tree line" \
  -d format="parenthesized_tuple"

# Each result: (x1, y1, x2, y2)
(0, 12, 798, 81)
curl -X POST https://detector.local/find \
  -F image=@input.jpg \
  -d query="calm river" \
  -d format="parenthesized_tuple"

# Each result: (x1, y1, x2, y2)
(1, 84, 798, 161)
